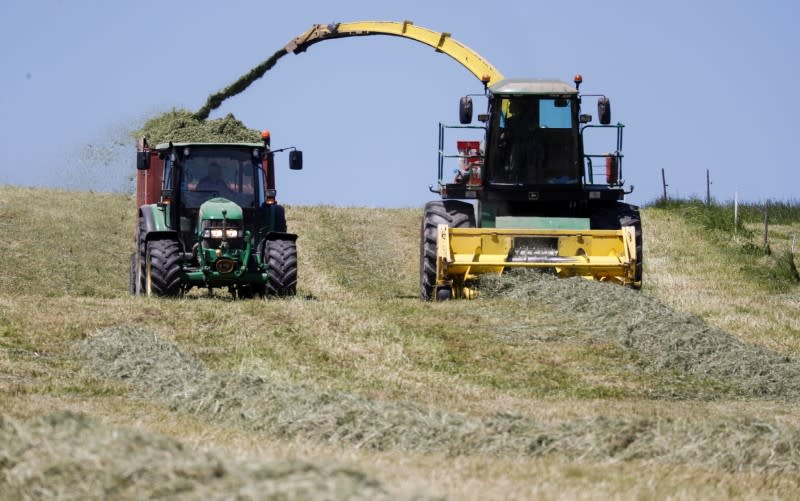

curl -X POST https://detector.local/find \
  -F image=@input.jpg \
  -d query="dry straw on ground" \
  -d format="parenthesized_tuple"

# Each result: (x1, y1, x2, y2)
(0, 411, 427, 500)
(81, 325, 800, 473)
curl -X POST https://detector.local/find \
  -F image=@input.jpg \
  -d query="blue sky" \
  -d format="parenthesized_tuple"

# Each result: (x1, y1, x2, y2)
(1, 0, 798, 207)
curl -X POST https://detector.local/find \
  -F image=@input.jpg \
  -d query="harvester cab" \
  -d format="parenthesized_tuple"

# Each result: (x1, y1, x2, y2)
(131, 133, 303, 298)
(420, 75, 642, 300)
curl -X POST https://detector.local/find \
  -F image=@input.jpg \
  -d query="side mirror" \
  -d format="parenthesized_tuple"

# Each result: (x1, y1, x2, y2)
(136, 151, 150, 170)
(289, 150, 303, 170)
(477, 113, 490, 123)
(597, 96, 611, 125)
(459, 96, 473, 124)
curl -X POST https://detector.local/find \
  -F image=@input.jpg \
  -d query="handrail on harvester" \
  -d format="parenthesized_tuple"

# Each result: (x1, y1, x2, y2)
(285, 20, 505, 87)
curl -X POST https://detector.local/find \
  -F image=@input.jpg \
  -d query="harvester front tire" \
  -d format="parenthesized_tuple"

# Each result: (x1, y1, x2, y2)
(591, 204, 643, 289)
(266, 239, 297, 297)
(619, 207, 643, 289)
(144, 239, 182, 297)
(419, 200, 476, 300)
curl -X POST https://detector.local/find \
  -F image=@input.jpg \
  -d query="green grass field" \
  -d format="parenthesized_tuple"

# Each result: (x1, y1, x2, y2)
(1, 185, 799, 499)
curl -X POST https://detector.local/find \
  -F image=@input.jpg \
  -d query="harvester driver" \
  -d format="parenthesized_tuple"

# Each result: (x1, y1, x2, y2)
(501, 100, 543, 181)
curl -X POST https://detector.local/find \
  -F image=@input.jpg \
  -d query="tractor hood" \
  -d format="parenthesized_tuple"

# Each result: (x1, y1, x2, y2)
(198, 198, 243, 222)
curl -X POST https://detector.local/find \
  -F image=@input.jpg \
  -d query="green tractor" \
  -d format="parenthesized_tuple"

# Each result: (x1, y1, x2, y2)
(130, 133, 302, 298)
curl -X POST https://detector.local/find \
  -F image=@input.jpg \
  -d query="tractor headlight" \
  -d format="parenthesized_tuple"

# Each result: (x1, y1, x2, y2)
(203, 228, 243, 239)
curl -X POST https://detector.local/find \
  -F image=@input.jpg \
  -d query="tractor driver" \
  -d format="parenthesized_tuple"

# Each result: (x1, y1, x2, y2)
(196, 162, 230, 194)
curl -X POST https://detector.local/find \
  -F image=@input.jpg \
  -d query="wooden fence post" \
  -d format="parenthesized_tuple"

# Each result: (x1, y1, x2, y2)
(763, 199, 770, 252)
(661, 168, 668, 202)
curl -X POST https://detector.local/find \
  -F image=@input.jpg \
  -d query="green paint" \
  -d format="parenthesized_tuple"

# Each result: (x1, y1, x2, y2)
(198, 198, 244, 225)
(495, 216, 590, 230)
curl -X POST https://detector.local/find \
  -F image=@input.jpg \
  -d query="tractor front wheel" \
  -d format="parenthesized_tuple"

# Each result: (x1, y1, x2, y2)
(264, 239, 297, 297)
(144, 239, 182, 297)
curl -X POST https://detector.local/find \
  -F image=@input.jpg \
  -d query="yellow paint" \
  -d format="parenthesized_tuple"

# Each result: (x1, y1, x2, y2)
(286, 21, 505, 87)
(436, 226, 638, 295)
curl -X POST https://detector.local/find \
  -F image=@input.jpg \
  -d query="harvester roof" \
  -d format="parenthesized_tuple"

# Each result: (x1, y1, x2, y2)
(489, 78, 578, 96)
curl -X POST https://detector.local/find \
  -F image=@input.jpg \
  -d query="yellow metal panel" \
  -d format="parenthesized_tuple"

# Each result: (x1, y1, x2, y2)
(286, 21, 505, 86)
(436, 226, 638, 289)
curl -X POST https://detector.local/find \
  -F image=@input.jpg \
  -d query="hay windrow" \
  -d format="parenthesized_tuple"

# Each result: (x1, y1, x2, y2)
(80, 325, 800, 472)
(134, 109, 261, 146)
(478, 270, 800, 400)
(0, 411, 413, 500)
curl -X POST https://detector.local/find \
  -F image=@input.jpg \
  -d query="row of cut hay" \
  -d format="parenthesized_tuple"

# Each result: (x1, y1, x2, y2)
(80, 325, 800, 472)
(477, 271, 800, 400)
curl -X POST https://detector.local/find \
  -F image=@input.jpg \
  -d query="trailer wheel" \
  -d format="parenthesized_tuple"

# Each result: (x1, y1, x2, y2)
(419, 200, 476, 300)
(264, 239, 297, 297)
(144, 239, 183, 297)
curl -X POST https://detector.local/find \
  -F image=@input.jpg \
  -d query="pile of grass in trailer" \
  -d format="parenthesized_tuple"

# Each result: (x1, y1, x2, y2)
(80, 326, 800, 472)
(0, 411, 418, 500)
(477, 270, 800, 400)
(135, 109, 261, 145)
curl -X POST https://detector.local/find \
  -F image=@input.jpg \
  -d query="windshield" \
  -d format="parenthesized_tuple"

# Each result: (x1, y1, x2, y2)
(487, 97, 580, 185)
(178, 147, 262, 208)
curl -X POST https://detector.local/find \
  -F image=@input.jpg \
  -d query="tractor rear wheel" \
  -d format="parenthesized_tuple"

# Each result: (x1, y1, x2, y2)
(419, 200, 476, 300)
(144, 239, 182, 297)
(265, 239, 297, 297)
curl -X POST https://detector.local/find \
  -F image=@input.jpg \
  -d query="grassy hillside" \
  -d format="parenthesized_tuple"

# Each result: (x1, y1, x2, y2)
(1, 185, 799, 499)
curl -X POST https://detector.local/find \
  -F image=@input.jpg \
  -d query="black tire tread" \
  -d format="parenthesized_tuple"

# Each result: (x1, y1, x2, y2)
(146, 239, 183, 297)
(419, 200, 476, 300)
(590, 203, 643, 288)
(266, 239, 297, 297)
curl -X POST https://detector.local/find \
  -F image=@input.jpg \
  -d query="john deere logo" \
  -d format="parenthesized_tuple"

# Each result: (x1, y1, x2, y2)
(215, 259, 235, 274)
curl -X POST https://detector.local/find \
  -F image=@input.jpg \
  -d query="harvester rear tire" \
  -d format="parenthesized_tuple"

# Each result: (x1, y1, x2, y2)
(265, 239, 297, 297)
(419, 200, 476, 300)
(144, 239, 183, 297)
